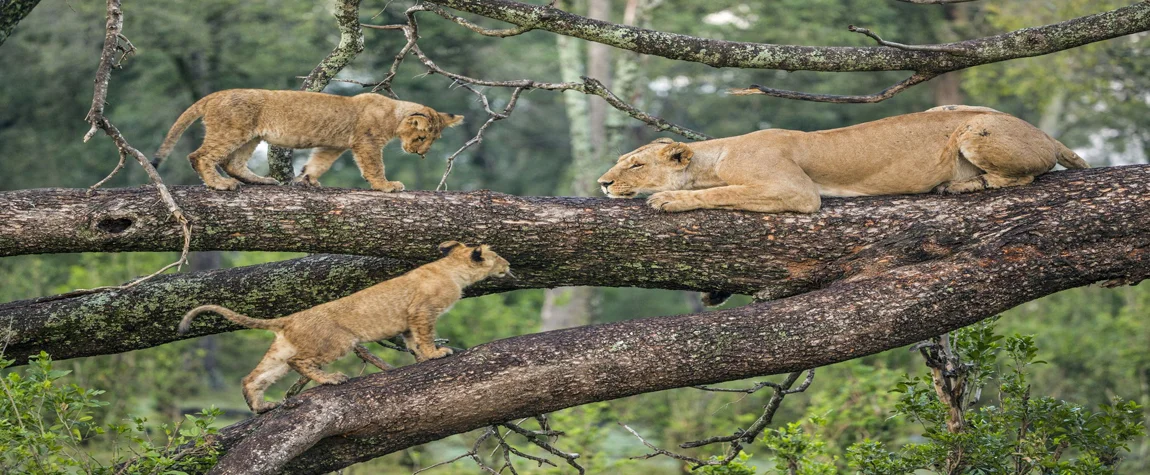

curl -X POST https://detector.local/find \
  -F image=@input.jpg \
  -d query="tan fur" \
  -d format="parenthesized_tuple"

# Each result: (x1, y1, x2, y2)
(178, 242, 511, 413)
(153, 89, 464, 191)
(597, 106, 1088, 213)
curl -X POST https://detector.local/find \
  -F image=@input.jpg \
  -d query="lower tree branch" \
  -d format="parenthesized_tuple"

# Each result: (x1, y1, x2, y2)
(1, 166, 1147, 362)
(205, 209, 1147, 473)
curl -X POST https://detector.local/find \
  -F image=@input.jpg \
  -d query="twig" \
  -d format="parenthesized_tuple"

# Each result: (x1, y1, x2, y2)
(437, 85, 524, 190)
(848, 25, 969, 55)
(78, 0, 191, 298)
(623, 369, 816, 469)
(728, 72, 938, 104)
(895, 0, 979, 4)
(420, 2, 533, 37)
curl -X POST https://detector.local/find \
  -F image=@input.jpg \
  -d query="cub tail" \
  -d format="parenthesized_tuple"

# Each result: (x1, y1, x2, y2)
(179, 304, 281, 335)
(1055, 141, 1089, 169)
(152, 95, 211, 168)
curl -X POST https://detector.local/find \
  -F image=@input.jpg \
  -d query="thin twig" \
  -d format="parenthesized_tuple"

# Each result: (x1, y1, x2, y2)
(728, 72, 939, 104)
(420, 3, 533, 37)
(895, 0, 979, 4)
(848, 25, 969, 55)
(437, 85, 524, 190)
(80, 0, 191, 296)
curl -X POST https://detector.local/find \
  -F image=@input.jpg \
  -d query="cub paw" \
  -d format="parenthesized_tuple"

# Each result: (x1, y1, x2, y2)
(647, 191, 696, 212)
(429, 347, 454, 360)
(372, 180, 406, 192)
(208, 179, 242, 191)
(324, 373, 350, 385)
(252, 401, 280, 414)
(291, 174, 321, 187)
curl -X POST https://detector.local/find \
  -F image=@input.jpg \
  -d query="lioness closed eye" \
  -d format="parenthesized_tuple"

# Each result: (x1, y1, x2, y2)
(597, 105, 1088, 213)
(153, 89, 464, 191)
(178, 241, 512, 414)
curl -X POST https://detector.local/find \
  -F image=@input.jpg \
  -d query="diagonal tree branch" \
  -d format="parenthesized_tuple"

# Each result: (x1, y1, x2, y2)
(0, 166, 1146, 363)
(203, 205, 1148, 473)
(0, 0, 41, 47)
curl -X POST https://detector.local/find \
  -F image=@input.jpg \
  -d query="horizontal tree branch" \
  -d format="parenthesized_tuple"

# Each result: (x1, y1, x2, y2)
(205, 190, 1149, 473)
(1, 166, 1147, 363)
(423, 0, 1150, 73)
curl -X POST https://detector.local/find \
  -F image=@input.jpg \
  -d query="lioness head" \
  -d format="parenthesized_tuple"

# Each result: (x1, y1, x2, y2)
(438, 241, 514, 279)
(597, 138, 694, 198)
(398, 110, 465, 157)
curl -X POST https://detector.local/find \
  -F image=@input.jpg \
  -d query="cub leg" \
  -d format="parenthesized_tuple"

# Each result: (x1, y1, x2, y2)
(648, 183, 821, 213)
(188, 130, 250, 191)
(936, 115, 1060, 195)
(293, 147, 345, 187)
(241, 342, 294, 413)
(351, 141, 405, 192)
(402, 316, 452, 362)
(287, 358, 349, 385)
(222, 138, 279, 185)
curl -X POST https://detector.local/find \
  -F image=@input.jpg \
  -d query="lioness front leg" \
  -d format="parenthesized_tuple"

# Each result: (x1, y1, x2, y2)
(648, 185, 820, 213)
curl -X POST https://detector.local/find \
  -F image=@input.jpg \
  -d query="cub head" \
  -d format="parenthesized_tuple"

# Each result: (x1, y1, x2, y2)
(398, 109, 465, 157)
(597, 138, 694, 198)
(438, 241, 514, 279)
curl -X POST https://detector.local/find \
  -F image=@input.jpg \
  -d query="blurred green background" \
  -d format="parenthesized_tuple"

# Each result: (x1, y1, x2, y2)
(0, 0, 1146, 472)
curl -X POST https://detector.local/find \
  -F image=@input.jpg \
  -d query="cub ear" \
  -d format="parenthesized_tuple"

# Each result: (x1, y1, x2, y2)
(660, 142, 694, 167)
(438, 240, 462, 256)
(439, 112, 465, 128)
(470, 247, 485, 263)
(406, 112, 432, 130)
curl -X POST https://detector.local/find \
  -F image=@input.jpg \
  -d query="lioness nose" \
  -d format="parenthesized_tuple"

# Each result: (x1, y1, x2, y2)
(599, 180, 613, 187)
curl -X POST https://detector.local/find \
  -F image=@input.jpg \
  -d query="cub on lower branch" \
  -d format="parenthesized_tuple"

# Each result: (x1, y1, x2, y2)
(598, 105, 1088, 214)
(153, 89, 464, 191)
(178, 241, 512, 414)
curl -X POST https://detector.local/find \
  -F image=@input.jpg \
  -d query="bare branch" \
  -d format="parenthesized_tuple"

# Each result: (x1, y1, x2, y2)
(420, 2, 533, 37)
(896, 0, 979, 4)
(438, 85, 524, 190)
(848, 25, 969, 55)
(80, 0, 191, 295)
(728, 72, 938, 104)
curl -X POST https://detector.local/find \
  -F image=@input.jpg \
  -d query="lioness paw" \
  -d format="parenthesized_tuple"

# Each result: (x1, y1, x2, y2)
(648, 191, 697, 212)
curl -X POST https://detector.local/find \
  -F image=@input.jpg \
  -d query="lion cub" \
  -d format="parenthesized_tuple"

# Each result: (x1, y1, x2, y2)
(153, 89, 464, 191)
(178, 241, 511, 413)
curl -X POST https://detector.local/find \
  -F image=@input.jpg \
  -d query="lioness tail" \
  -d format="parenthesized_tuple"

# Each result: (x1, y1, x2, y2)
(1055, 141, 1089, 169)
(179, 305, 281, 335)
(152, 95, 211, 168)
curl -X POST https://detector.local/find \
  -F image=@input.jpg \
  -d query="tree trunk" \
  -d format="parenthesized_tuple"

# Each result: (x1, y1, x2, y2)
(0, 166, 1146, 362)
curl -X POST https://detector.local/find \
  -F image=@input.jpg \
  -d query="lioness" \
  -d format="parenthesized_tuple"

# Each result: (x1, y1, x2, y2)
(153, 89, 464, 191)
(178, 241, 511, 413)
(598, 106, 1088, 213)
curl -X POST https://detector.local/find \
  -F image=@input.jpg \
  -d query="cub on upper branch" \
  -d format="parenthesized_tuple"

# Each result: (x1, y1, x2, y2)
(597, 105, 1088, 213)
(153, 89, 464, 191)
(178, 241, 512, 414)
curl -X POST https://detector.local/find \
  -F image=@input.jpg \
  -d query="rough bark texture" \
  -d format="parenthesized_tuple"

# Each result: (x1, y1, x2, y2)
(204, 183, 1149, 473)
(0, 0, 40, 46)
(1, 166, 1147, 362)
(426, 0, 1150, 73)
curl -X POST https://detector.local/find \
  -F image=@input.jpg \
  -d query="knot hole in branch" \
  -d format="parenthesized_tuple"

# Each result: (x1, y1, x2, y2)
(95, 216, 135, 235)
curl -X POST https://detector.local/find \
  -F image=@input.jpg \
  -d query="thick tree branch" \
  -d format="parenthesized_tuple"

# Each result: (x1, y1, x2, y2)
(0, 0, 41, 46)
(0, 166, 1146, 363)
(203, 199, 1147, 473)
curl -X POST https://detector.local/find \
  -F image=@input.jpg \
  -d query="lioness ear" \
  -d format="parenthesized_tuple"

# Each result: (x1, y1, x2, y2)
(439, 112, 465, 128)
(438, 240, 462, 256)
(650, 137, 674, 144)
(470, 247, 485, 263)
(661, 142, 694, 166)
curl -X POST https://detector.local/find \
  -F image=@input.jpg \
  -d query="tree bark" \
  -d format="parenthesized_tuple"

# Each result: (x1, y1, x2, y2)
(204, 190, 1148, 473)
(424, 0, 1150, 73)
(1, 166, 1147, 362)
(0, 0, 41, 47)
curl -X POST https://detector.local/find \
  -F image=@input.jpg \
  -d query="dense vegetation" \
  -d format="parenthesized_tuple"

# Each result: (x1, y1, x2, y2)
(1, 0, 1146, 472)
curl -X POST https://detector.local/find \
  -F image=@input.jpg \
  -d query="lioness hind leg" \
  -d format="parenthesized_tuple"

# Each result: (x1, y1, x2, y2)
(222, 138, 279, 185)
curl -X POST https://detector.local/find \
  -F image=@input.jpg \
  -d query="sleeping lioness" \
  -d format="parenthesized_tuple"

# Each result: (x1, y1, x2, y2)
(597, 106, 1088, 213)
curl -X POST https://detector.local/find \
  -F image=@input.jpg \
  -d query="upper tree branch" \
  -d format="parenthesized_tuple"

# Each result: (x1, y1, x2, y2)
(0, 166, 1147, 362)
(0, 0, 41, 46)
(424, 0, 1149, 72)
(205, 203, 1147, 473)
